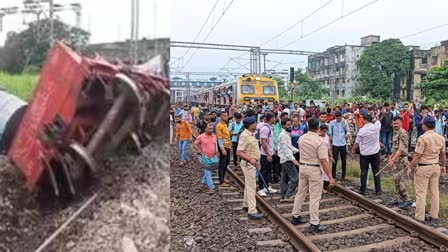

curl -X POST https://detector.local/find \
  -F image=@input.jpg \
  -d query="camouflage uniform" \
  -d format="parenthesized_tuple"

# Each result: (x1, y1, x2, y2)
(391, 127, 410, 201)
(344, 113, 356, 151)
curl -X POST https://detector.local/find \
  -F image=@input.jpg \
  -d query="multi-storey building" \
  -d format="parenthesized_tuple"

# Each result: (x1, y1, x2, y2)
(409, 40, 448, 101)
(307, 35, 380, 98)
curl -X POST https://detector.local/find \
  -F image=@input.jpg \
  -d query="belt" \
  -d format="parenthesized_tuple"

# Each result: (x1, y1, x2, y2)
(299, 163, 320, 167)
(418, 163, 439, 166)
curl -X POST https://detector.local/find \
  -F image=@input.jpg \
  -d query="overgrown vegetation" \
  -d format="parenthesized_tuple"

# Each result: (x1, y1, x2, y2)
(0, 72, 38, 101)
(0, 18, 90, 74)
(356, 39, 411, 100)
(419, 59, 448, 101)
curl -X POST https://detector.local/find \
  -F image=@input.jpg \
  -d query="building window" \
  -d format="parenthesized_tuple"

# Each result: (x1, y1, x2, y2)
(342, 90, 345, 97)
(432, 56, 438, 65)
(422, 57, 428, 64)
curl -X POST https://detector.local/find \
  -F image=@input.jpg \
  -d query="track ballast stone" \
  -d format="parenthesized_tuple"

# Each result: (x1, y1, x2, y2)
(0, 137, 170, 252)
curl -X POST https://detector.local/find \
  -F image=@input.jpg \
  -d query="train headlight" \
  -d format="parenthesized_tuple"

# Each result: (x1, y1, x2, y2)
(244, 97, 250, 101)
(268, 98, 274, 102)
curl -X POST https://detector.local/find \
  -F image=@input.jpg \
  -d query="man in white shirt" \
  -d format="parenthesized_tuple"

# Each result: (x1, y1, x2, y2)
(278, 118, 300, 201)
(352, 114, 382, 196)
(283, 106, 291, 117)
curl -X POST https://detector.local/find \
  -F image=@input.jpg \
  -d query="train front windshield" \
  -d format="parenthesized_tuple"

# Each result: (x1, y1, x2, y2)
(263, 86, 275, 95)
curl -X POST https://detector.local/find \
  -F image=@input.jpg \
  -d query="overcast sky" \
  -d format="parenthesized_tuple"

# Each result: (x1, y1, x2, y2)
(0, 0, 170, 46)
(171, 0, 448, 79)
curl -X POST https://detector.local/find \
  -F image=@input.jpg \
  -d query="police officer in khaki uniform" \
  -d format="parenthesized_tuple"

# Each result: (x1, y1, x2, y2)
(407, 117, 446, 222)
(385, 116, 411, 208)
(290, 118, 335, 233)
(237, 117, 265, 220)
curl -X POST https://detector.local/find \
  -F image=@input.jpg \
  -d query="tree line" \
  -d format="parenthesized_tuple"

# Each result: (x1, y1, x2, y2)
(0, 18, 90, 74)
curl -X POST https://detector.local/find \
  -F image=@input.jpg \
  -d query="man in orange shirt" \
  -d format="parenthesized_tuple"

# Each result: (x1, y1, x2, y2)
(399, 103, 411, 132)
(175, 114, 193, 166)
(216, 111, 232, 186)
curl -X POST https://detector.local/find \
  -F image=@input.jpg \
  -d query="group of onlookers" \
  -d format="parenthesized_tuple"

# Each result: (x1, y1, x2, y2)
(170, 99, 447, 229)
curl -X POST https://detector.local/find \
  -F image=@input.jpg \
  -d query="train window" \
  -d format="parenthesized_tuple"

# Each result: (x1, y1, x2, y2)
(241, 85, 255, 94)
(263, 86, 275, 95)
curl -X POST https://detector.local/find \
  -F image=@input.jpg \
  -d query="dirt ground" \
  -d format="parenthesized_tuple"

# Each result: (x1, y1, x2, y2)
(0, 135, 170, 252)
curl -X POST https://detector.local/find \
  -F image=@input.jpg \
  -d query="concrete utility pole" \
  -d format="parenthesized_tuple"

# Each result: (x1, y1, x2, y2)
(130, 0, 140, 64)
(49, 0, 54, 43)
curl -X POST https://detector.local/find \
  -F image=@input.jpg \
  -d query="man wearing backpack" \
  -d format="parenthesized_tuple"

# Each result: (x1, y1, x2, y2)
(329, 111, 350, 180)
(229, 113, 244, 168)
(258, 113, 277, 196)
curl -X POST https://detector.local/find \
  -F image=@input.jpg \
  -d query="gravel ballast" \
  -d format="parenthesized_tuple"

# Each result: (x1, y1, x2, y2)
(0, 133, 170, 252)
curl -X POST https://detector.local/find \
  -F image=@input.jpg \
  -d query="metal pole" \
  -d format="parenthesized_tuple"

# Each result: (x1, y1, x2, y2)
(130, 0, 135, 64)
(49, 0, 54, 44)
(186, 72, 190, 103)
(135, 0, 140, 64)
(258, 49, 261, 74)
(153, 0, 157, 38)
(263, 53, 267, 74)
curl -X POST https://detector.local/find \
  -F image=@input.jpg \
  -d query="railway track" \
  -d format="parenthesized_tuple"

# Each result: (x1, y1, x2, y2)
(191, 129, 448, 251)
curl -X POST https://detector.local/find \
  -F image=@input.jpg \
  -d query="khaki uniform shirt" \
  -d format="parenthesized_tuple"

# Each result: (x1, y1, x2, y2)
(415, 130, 445, 164)
(392, 128, 409, 160)
(238, 129, 261, 161)
(298, 131, 327, 165)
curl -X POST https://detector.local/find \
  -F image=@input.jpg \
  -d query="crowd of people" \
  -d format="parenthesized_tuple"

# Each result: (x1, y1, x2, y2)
(170, 99, 447, 232)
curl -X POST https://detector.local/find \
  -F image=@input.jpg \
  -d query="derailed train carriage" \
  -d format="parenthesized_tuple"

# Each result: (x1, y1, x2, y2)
(1, 41, 169, 196)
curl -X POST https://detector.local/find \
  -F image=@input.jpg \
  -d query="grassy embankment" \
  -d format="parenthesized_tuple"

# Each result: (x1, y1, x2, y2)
(341, 158, 448, 218)
(0, 72, 39, 101)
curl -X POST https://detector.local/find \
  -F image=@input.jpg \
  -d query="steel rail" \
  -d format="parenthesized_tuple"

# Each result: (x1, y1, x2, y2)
(34, 193, 98, 252)
(191, 128, 319, 251)
(333, 184, 448, 251)
(226, 168, 320, 252)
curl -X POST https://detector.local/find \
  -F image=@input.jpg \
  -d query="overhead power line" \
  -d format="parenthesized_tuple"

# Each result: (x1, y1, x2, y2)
(280, 0, 380, 49)
(170, 0, 220, 66)
(217, 0, 337, 74)
(180, 0, 235, 71)
(399, 23, 448, 40)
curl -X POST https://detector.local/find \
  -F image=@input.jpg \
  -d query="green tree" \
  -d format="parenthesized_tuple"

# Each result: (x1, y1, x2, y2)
(419, 59, 448, 101)
(356, 39, 411, 100)
(274, 77, 288, 100)
(293, 69, 328, 100)
(0, 18, 90, 73)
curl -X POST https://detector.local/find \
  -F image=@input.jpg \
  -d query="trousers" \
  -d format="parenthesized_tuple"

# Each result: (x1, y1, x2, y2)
(259, 155, 273, 190)
(332, 145, 347, 178)
(178, 140, 189, 161)
(232, 142, 239, 166)
(414, 164, 440, 221)
(201, 169, 215, 189)
(292, 166, 323, 225)
(218, 147, 230, 184)
(392, 158, 410, 201)
(380, 130, 392, 153)
(241, 161, 257, 214)
(280, 161, 298, 197)
(359, 152, 381, 193)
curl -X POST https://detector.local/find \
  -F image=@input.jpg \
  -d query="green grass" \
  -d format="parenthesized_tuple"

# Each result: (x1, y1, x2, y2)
(343, 158, 448, 218)
(0, 72, 39, 101)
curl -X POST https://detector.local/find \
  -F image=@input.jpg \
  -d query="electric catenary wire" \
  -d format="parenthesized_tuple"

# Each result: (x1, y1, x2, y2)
(170, 0, 221, 66)
(180, 0, 235, 71)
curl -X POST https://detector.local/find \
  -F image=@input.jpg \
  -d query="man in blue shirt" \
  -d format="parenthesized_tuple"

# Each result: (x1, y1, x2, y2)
(329, 111, 350, 180)
(229, 112, 244, 167)
(414, 105, 432, 138)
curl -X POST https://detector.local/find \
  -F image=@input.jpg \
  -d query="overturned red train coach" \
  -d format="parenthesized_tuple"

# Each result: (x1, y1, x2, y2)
(7, 41, 169, 194)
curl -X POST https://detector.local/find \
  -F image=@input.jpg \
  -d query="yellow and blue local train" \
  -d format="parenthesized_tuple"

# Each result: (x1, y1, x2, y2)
(191, 74, 279, 105)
